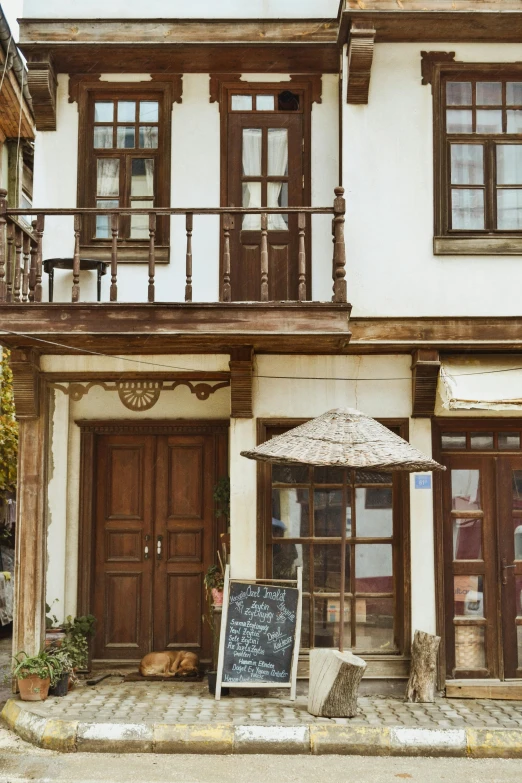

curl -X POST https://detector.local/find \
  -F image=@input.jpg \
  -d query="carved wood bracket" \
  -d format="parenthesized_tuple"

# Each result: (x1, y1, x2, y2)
(346, 23, 376, 105)
(27, 53, 57, 131)
(421, 51, 456, 87)
(69, 73, 183, 104)
(411, 349, 441, 418)
(229, 346, 253, 418)
(209, 74, 242, 105)
(10, 348, 41, 420)
(51, 378, 229, 411)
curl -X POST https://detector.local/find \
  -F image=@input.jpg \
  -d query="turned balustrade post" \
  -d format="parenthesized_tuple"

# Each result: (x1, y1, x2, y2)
(14, 227, 22, 302)
(185, 212, 193, 302)
(110, 213, 118, 302)
(6, 221, 14, 302)
(34, 214, 44, 303)
(22, 231, 30, 303)
(0, 189, 6, 302)
(72, 213, 81, 302)
(298, 212, 306, 302)
(222, 212, 233, 303)
(332, 186, 347, 303)
(148, 212, 156, 303)
(28, 220, 37, 302)
(260, 212, 269, 302)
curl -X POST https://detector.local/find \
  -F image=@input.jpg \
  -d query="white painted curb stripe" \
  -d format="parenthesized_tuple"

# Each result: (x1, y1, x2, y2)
(235, 725, 309, 743)
(391, 727, 467, 749)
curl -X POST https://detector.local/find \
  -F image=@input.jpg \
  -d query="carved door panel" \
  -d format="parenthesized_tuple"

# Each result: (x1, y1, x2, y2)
(93, 435, 154, 661)
(153, 435, 215, 664)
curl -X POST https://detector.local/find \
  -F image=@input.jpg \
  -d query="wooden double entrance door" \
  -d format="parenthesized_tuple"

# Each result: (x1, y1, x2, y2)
(90, 424, 227, 664)
(436, 422, 522, 680)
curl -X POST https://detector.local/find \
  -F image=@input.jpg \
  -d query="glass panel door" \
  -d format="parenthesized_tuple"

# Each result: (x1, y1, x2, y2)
(497, 457, 522, 678)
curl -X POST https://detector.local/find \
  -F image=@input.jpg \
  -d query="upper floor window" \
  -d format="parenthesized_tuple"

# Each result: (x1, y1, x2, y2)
(434, 69, 522, 255)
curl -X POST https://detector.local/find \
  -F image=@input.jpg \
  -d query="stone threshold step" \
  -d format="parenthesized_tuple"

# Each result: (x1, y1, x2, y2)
(446, 680, 522, 700)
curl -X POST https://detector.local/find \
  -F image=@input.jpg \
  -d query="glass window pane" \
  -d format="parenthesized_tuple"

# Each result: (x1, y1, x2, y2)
(232, 94, 253, 111)
(451, 189, 485, 230)
(242, 128, 262, 176)
(513, 471, 522, 511)
(272, 465, 309, 484)
(507, 110, 522, 133)
(313, 597, 349, 648)
(278, 90, 300, 111)
(314, 544, 347, 593)
(446, 82, 472, 106)
(447, 109, 473, 133)
(476, 109, 502, 134)
(139, 126, 158, 149)
(455, 625, 486, 669)
(356, 596, 394, 652)
(267, 181, 288, 230)
(117, 101, 136, 122)
(130, 199, 153, 239)
(355, 544, 392, 593)
(93, 126, 113, 149)
(470, 432, 494, 449)
(272, 487, 310, 537)
(476, 82, 502, 105)
(454, 575, 484, 617)
(116, 126, 135, 149)
(450, 144, 484, 185)
(95, 199, 119, 238)
(268, 128, 288, 176)
(314, 489, 345, 537)
(139, 101, 158, 122)
(497, 145, 522, 184)
(514, 523, 522, 561)
(356, 488, 393, 538)
(507, 82, 522, 106)
(441, 432, 466, 449)
(453, 518, 482, 560)
(130, 159, 154, 197)
(314, 467, 345, 484)
(497, 190, 522, 230)
(242, 181, 261, 230)
(257, 95, 275, 111)
(499, 433, 521, 450)
(94, 101, 113, 122)
(451, 469, 481, 511)
(96, 159, 119, 197)
(516, 576, 522, 613)
(273, 542, 309, 590)
(355, 470, 392, 484)
(301, 596, 310, 649)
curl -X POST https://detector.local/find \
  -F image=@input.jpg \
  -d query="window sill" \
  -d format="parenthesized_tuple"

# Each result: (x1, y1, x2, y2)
(79, 244, 170, 264)
(434, 236, 522, 256)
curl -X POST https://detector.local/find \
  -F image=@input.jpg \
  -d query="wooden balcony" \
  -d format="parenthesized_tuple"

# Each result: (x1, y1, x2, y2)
(0, 189, 351, 355)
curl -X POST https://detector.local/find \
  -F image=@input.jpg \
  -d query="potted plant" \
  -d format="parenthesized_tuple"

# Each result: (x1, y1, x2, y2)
(47, 647, 73, 697)
(12, 650, 59, 701)
(203, 538, 229, 695)
(204, 564, 225, 606)
(61, 614, 96, 673)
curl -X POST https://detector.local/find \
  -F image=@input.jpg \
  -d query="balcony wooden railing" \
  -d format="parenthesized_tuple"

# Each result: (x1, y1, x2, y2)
(0, 187, 346, 305)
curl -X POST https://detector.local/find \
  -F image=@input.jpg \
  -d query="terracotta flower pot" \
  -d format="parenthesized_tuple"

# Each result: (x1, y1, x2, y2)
(17, 675, 51, 701)
(211, 587, 224, 605)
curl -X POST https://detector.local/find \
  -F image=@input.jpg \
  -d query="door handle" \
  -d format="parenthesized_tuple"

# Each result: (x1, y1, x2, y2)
(144, 534, 150, 560)
(502, 557, 515, 585)
(157, 535, 163, 560)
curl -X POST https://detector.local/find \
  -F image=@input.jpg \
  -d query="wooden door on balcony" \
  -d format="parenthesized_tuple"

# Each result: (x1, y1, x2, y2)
(92, 430, 223, 664)
(227, 109, 306, 301)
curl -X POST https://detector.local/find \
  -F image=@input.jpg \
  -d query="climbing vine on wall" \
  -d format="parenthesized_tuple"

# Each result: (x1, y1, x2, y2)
(0, 349, 18, 496)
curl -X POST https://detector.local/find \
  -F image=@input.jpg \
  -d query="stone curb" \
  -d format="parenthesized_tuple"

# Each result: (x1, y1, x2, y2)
(3, 699, 522, 757)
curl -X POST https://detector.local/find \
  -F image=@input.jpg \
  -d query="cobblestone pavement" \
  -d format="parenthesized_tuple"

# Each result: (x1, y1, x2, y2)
(22, 678, 522, 729)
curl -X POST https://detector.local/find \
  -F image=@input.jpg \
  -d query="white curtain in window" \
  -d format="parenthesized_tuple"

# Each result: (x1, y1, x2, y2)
(97, 159, 120, 197)
(267, 129, 288, 230)
(242, 129, 262, 230)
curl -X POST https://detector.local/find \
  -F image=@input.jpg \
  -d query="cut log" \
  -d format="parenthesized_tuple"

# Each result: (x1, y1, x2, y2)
(406, 629, 441, 703)
(308, 648, 367, 718)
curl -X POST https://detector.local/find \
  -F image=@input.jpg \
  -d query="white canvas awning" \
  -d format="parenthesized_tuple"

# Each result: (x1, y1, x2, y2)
(439, 355, 522, 411)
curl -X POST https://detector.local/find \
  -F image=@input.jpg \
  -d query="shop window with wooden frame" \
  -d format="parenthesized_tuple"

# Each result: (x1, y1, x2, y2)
(77, 83, 172, 263)
(433, 65, 522, 256)
(257, 420, 410, 662)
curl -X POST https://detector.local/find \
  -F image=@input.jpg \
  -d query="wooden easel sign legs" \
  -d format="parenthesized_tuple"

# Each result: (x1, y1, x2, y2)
(215, 565, 302, 700)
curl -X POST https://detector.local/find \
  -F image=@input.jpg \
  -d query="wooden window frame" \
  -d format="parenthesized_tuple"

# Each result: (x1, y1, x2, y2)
(433, 63, 522, 256)
(256, 418, 411, 663)
(77, 81, 173, 264)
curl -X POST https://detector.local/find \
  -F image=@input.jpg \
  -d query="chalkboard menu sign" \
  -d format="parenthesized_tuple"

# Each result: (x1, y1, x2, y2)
(215, 567, 302, 700)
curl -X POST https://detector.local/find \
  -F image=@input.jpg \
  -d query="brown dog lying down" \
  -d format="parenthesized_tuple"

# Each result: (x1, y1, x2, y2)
(139, 650, 199, 678)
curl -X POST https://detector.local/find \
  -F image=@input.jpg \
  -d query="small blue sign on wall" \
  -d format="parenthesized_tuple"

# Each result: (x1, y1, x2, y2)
(414, 474, 432, 490)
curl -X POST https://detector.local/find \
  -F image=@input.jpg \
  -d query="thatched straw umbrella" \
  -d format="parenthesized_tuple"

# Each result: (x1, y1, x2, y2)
(241, 408, 444, 656)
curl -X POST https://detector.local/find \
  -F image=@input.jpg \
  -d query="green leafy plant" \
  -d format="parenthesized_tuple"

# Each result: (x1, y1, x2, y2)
(12, 650, 61, 685)
(203, 564, 224, 593)
(47, 646, 74, 678)
(45, 600, 60, 630)
(213, 477, 230, 526)
(63, 614, 96, 639)
(60, 614, 96, 669)
(0, 350, 18, 497)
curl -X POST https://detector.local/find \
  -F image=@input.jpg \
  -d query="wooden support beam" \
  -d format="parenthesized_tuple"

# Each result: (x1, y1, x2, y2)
(26, 53, 57, 131)
(411, 348, 441, 418)
(12, 353, 46, 660)
(346, 23, 375, 105)
(229, 346, 253, 419)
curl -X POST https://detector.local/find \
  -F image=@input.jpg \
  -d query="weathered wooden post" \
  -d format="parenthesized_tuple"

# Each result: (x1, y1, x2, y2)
(308, 648, 367, 718)
(406, 629, 441, 703)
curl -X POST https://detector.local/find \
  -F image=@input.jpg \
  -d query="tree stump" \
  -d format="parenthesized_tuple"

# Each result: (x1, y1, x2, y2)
(308, 649, 367, 718)
(406, 630, 441, 703)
